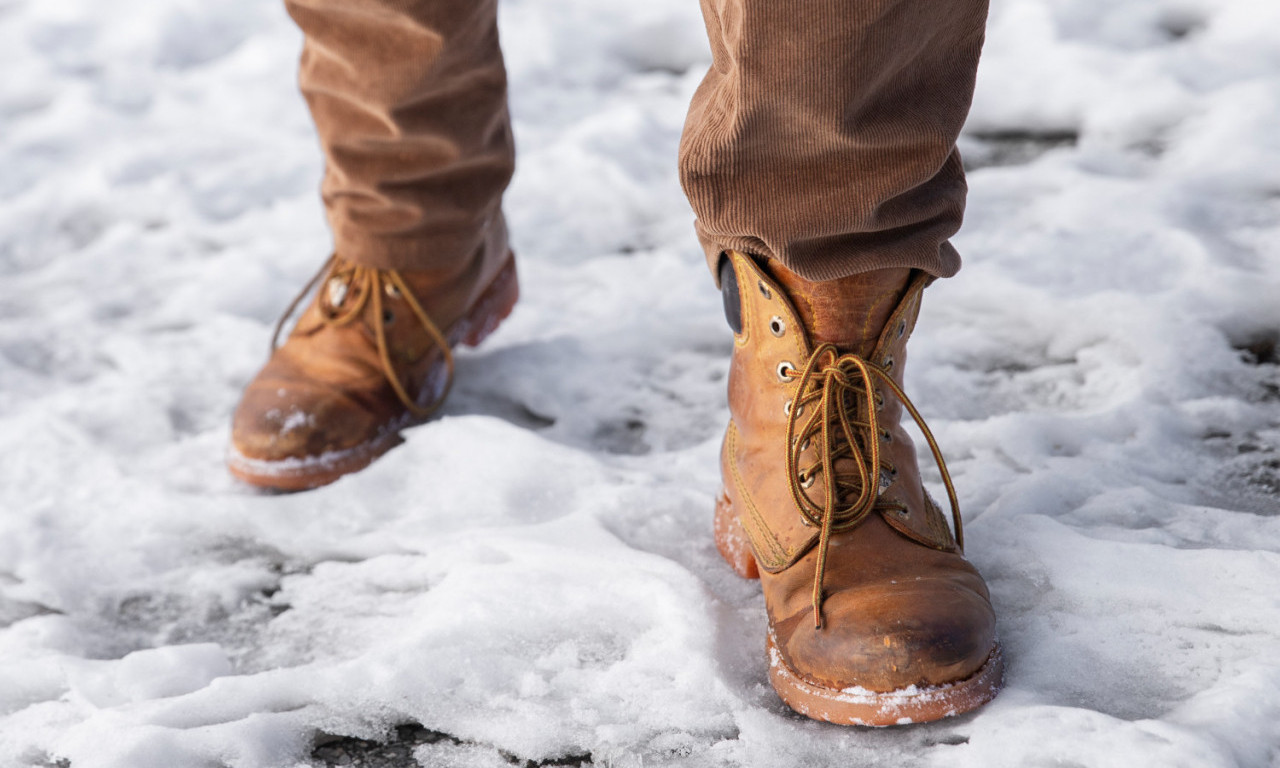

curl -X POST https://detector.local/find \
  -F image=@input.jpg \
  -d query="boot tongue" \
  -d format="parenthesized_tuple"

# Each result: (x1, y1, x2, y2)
(762, 261, 913, 357)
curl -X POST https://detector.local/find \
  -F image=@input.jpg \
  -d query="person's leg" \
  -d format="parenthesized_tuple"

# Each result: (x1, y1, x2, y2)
(687, 0, 1002, 725)
(229, 0, 518, 490)
(681, 0, 987, 281)
(289, 0, 514, 272)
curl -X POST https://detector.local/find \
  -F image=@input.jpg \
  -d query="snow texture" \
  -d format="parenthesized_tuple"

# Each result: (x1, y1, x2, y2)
(2, 0, 1280, 766)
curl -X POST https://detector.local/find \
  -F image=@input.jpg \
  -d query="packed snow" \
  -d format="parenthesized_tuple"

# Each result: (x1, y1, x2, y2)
(1, 0, 1279, 765)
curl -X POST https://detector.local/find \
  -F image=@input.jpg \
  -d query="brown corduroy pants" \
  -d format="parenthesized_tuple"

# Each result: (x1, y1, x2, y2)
(285, 0, 988, 282)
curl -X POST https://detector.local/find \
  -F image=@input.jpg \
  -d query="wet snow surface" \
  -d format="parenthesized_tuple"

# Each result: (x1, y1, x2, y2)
(2, 0, 1280, 765)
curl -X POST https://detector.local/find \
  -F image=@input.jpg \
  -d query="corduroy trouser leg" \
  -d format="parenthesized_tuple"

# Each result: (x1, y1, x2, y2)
(286, 0, 989, 281)
(285, 0, 515, 273)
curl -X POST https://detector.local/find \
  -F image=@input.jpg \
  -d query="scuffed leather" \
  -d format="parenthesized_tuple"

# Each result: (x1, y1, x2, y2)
(232, 234, 506, 464)
(720, 249, 997, 692)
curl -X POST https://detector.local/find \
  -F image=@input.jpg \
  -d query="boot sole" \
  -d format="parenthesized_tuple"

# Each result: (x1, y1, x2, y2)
(715, 489, 1004, 726)
(227, 255, 520, 491)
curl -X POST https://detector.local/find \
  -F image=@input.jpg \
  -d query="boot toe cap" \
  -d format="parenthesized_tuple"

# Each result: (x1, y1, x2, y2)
(231, 380, 384, 463)
(775, 579, 997, 693)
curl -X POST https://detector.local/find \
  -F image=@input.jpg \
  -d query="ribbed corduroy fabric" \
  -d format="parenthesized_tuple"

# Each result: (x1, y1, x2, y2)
(680, 0, 989, 280)
(287, 0, 988, 281)
(286, 0, 514, 271)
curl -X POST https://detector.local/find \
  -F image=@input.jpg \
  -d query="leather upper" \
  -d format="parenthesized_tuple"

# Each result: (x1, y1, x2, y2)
(232, 241, 500, 464)
(720, 250, 996, 692)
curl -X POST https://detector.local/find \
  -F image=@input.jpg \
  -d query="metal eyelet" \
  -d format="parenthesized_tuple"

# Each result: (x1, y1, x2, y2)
(897, 319, 907, 339)
(326, 277, 349, 307)
(758, 281, 772, 300)
(799, 438, 810, 452)
(384, 282, 401, 299)
(382, 310, 395, 324)
(777, 361, 795, 382)
(783, 401, 792, 416)
(874, 392, 884, 411)
(882, 356, 895, 372)
(800, 473, 815, 489)
(879, 429, 892, 442)
(769, 316, 786, 337)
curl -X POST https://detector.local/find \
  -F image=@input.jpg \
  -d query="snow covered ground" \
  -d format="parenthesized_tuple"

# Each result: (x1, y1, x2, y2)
(2, 0, 1279, 765)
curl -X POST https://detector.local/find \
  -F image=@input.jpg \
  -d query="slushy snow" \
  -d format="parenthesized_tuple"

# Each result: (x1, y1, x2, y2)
(1, 0, 1279, 765)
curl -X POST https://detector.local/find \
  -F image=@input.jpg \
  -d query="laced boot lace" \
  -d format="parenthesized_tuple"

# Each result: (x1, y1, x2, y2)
(782, 343, 963, 629)
(271, 255, 455, 418)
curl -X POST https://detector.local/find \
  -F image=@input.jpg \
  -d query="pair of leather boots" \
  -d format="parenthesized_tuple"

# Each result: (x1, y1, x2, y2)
(230, 247, 1002, 726)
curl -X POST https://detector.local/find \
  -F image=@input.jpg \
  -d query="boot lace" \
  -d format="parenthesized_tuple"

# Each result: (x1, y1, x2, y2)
(782, 343, 962, 629)
(272, 255, 454, 418)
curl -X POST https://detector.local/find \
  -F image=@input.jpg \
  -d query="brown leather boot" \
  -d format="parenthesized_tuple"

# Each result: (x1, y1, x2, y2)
(714, 250, 1002, 725)
(228, 246, 518, 491)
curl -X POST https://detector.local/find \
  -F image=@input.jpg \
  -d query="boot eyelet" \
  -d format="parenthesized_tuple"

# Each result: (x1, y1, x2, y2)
(769, 316, 786, 336)
(879, 429, 892, 442)
(326, 277, 349, 307)
(758, 281, 772, 300)
(897, 320, 907, 339)
(382, 310, 395, 325)
(883, 356, 895, 372)
(783, 401, 792, 416)
(777, 361, 795, 382)
(384, 282, 401, 299)
(875, 392, 885, 411)
(800, 438, 810, 452)
(800, 473, 815, 489)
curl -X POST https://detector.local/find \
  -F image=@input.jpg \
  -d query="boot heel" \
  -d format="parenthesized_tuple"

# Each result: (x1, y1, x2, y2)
(715, 490, 760, 579)
(458, 254, 520, 349)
